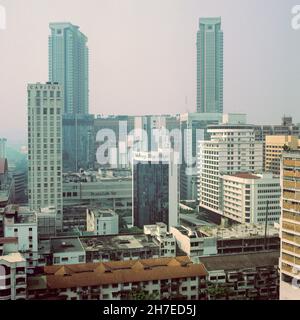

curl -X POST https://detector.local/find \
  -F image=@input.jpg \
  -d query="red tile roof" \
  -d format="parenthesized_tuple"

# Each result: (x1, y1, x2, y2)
(230, 172, 260, 179)
(43, 256, 207, 289)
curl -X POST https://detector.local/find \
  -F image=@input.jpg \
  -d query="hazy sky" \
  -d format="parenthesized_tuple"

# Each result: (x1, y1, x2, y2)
(0, 0, 300, 143)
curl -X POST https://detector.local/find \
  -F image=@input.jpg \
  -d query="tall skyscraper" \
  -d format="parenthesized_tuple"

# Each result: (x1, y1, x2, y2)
(27, 82, 63, 230)
(133, 151, 179, 229)
(196, 17, 223, 113)
(280, 151, 300, 300)
(62, 114, 94, 172)
(49, 22, 89, 114)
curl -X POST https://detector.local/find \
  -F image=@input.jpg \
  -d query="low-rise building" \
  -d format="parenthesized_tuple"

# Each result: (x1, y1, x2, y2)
(81, 234, 161, 262)
(171, 224, 280, 259)
(3, 205, 38, 270)
(86, 208, 119, 235)
(144, 223, 176, 257)
(27, 256, 208, 300)
(62, 170, 132, 213)
(221, 172, 281, 224)
(0, 252, 27, 300)
(200, 251, 279, 300)
(170, 226, 217, 259)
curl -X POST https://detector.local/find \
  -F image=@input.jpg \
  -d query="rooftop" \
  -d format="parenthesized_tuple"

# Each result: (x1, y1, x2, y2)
(90, 208, 117, 218)
(4, 205, 36, 224)
(230, 172, 260, 179)
(42, 256, 207, 289)
(199, 251, 279, 271)
(0, 252, 26, 264)
(81, 234, 158, 251)
(63, 169, 131, 183)
(198, 223, 279, 239)
(51, 238, 85, 254)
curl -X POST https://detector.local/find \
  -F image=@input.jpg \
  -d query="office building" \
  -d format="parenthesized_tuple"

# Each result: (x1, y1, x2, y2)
(27, 82, 63, 230)
(49, 22, 89, 115)
(253, 116, 300, 142)
(62, 114, 94, 172)
(133, 151, 179, 229)
(265, 135, 299, 175)
(63, 170, 132, 217)
(198, 124, 263, 218)
(180, 112, 222, 201)
(221, 173, 281, 224)
(280, 151, 300, 299)
(197, 17, 223, 113)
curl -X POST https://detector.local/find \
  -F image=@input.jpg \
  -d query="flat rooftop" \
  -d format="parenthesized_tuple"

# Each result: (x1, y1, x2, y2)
(51, 238, 85, 254)
(90, 208, 116, 218)
(81, 234, 158, 252)
(63, 170, 131, 183)
(199, 223, 279, 239)
(199, 251, 280, 271)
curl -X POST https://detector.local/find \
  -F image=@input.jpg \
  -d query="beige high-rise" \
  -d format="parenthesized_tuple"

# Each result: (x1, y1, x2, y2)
(27, 82, 63, 230)
(265, 135, 299, 175)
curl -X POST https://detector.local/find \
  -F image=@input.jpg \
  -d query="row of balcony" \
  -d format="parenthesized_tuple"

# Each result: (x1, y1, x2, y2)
(283, 180, 300, 190)
(282, 232, 300, 245)
(283, 191, 300, 202)
(282, 221, 300, 234)
(283, 159, 300, 168)
(282, 242, 300, 256)
(282, 211, 300, 223)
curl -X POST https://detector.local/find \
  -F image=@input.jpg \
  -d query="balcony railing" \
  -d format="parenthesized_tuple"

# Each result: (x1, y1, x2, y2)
(283, 159, 300, 168)
(282, 221, 300, 234)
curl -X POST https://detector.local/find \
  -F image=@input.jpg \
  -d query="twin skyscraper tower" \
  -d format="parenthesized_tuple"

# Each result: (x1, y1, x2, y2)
(49, 17, 223, 116)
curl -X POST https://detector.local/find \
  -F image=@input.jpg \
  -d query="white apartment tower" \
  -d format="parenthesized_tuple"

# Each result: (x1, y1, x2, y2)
(27, 82, 63, 230)
(198, 124, 263, 216)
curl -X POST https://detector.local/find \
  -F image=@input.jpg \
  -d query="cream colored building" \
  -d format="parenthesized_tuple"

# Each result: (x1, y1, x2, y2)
(265, 135, 299, 175)
(280, 151, 300, 300)
(27, 82, 63, 231)
(0, 252, 27, 300)
(198, 124, 263, 216)
(221, 172, 281, 224)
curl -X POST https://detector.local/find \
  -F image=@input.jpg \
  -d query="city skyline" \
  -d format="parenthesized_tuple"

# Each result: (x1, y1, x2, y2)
(0, 0, 300, 144)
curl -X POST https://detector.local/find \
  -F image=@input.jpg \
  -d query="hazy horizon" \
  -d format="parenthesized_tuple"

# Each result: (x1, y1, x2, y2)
(0, 0, 300, 144)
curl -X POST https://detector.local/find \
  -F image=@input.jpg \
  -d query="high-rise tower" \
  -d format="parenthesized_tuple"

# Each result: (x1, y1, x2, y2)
(49, 22, 89, 115)
(197, 17, 223, 113)
(27, 82, 63, 230)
